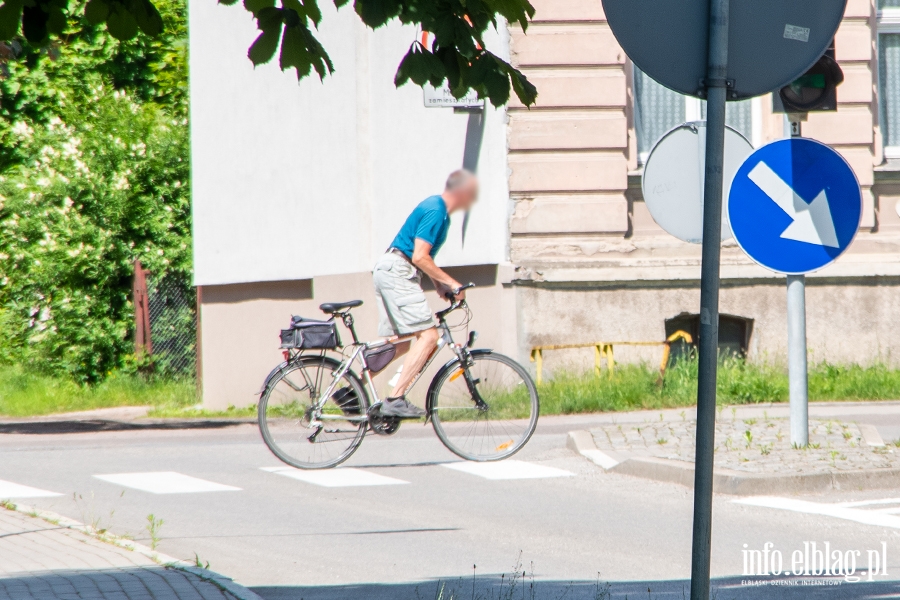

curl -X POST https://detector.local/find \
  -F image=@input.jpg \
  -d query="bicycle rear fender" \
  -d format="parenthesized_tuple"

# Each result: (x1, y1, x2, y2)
(425, 349, 493, 416)
(258, 361, 289, 395)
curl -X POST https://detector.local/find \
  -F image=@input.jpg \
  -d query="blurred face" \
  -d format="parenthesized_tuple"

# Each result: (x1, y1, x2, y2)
(451, 177, 479, 212)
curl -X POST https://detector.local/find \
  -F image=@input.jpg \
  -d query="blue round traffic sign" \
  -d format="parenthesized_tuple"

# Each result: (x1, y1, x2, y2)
(728, 138, 861, 274)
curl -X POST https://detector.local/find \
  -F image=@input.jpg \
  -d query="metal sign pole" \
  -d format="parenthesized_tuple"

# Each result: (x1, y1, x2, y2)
(786, 116, 809, 448)
(690, 0, 729, 598)
(602, 2, 848, 599)
(787, 274, 809, 446)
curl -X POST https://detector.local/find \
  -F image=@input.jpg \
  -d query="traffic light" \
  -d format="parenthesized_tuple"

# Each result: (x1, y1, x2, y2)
(774, 41, 844, 113)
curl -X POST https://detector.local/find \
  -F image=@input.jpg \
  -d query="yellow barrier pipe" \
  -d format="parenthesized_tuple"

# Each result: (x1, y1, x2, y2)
(530, 330, 693, 386)
(530, 348, 543, 385)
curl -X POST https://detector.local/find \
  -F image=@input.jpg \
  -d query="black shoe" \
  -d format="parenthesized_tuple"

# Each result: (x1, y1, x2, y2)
(380, 397, 426, 419)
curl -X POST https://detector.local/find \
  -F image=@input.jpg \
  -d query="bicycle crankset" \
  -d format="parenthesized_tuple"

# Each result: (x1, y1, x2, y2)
(367, 403, 401, 436)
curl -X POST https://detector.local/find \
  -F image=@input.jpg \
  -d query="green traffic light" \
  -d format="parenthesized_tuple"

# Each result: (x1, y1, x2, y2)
(789, 73, 826, 93)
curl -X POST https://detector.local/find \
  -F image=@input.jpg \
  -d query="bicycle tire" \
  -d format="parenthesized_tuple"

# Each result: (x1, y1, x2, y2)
(258, 355, 369, 469)
(429, 351, 539, 461)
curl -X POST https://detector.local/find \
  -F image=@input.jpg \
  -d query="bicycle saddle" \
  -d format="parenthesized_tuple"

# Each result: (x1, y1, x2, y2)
(319, 300, 363, 314)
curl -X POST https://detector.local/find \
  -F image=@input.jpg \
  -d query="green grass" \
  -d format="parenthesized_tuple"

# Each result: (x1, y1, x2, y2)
(0, 364, 198, 417)
(3, 358, 900, 419)
(538, 359, 900, 415)
(145, 404, 255, 419)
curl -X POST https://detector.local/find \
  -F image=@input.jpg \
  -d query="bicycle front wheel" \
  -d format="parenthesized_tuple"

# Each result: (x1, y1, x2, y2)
(430, 351, 539, 461)
(258, 355, 368, 469)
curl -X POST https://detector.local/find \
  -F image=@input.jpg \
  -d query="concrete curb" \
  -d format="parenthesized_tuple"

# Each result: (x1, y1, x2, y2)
(0, 418, 255, 435)
(567, 430, 900, 496)
(0, 501, 263, 600)
(566, 429, 621, 469)
(858, 423, 886, 447)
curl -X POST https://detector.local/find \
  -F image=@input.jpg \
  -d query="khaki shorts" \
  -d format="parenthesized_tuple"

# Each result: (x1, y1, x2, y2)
(373, 252, 436, 337)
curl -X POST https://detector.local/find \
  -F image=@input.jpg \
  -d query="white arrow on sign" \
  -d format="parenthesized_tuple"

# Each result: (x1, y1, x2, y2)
(747, 162, 839, 248)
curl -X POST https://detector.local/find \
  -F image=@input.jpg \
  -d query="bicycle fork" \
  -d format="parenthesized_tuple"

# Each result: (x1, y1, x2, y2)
(457, 351, 489, 411)
(423, 344, 489, 426)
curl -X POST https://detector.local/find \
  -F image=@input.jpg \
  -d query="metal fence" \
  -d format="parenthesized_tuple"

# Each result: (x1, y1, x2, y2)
(146, 273, 196, 378)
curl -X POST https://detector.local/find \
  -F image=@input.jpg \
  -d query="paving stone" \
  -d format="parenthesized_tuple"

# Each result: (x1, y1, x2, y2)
(0, 508, 240, 600)
(591, 417, 900, 475)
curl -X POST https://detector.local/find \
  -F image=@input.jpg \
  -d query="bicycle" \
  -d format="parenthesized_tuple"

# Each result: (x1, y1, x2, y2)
(257, 283, 540, 469)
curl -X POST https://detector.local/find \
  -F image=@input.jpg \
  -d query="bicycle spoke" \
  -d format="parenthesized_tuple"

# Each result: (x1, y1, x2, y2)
(431, 353, 538, 461)
(259, 356, 367, 469)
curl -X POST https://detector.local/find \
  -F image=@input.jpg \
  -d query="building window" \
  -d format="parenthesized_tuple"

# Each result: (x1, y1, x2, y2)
(665, 312, 754, 362)
(634, 67, 757, 164)
(634, 68, 685, 163)
(879, 0, 900, 159)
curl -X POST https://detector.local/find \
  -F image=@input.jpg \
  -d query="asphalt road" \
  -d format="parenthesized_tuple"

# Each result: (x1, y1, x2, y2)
(3, 410, 900, 599)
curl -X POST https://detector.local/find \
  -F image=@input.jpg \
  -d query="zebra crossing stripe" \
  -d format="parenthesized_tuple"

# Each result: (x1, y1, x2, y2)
(261, 466, 408, 487)
(94, 472, 241, 494)
(735, 496, 900, 529)
(0, 479, 62, 499)
(440, 460, 574, 480)
(836, 498, 900, 508)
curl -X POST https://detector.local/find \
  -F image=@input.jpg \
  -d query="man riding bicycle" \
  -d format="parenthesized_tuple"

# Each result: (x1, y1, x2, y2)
(373, 169, 479, 419)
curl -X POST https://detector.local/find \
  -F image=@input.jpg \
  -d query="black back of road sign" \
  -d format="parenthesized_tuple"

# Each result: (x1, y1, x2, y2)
(602, 0, 847, 100)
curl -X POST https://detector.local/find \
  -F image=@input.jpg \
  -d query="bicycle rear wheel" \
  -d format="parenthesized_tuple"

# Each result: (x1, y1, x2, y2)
(429, 351, 539, 461)
(258, 355, 368, 469)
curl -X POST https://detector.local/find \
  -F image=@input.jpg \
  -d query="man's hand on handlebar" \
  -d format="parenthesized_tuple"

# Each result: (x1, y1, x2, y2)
(444, 282, 475, 302)
(435, 281, 460, 302)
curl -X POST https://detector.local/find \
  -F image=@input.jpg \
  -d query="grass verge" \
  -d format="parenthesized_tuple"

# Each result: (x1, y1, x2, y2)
(2, 359, 900, 418)
(538, 359, 900, 415)
(0, 365, 198, 417)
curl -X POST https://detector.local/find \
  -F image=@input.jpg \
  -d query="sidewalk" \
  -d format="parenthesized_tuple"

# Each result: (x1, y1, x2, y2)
(0, 505, 260, 600)
(566, 402, 900, 495)
(0, 407, 254, 435)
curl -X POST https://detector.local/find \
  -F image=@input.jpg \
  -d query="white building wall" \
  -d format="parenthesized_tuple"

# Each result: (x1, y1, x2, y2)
(189, 0, 511, 287)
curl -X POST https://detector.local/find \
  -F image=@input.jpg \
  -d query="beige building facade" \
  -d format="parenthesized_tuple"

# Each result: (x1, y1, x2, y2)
(191, 0, 900, 409)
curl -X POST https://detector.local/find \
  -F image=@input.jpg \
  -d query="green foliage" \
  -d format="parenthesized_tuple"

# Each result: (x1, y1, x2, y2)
(712, 357, 789, 404)
(146, 274, 196, 377)
(0, 0, 535, 107)
(0, 83, 189, 382)
(0, 0, 189, 383)
(0, 363, 196, 416)
(0, 0, 187, 170)
(233, 0, 539, 106)
(0, 0, 161, 44)
(538, 359, 900, 416)
(809, 362, 900, 400)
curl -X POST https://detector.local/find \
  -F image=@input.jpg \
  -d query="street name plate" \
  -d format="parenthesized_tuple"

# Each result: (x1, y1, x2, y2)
(423, 85, 483, 108)
(602, 0, 847, 100)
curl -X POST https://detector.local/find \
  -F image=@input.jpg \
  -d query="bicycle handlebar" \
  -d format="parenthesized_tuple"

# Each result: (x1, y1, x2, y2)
(444, 282, 476, 302)
(436, 283, 475, 321)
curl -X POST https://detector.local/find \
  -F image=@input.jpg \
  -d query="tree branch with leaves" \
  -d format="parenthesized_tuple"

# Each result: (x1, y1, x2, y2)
(0, 0, 538, 107)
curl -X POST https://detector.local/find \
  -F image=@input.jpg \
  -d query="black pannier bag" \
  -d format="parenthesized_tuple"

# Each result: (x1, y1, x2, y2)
(363, 343, 396, 373)
(280, 316, 341, 349)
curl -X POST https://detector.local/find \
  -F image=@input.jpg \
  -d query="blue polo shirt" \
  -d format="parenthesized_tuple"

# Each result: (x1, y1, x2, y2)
(390, 195, 450, 259)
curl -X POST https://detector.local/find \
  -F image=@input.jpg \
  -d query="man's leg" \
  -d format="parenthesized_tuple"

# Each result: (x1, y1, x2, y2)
(388, 327, 439, 398)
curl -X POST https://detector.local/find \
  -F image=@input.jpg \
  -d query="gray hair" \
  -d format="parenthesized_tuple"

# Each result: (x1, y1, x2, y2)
(445, 169, 476, 191)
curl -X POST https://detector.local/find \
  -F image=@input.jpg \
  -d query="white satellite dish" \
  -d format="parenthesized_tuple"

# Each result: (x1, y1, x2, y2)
(642, 122, 754, 244)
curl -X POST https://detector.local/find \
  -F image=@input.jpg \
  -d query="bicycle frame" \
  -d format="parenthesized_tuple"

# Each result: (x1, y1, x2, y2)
(283, 300, 473, 426)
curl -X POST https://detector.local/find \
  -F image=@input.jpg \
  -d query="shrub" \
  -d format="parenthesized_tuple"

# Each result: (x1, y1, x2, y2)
(0, 90, 190, 382)
(0, 0, 189, 383)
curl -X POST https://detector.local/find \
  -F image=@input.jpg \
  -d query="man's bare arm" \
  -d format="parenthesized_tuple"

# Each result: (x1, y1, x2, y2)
(411, 239, 465, 299)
